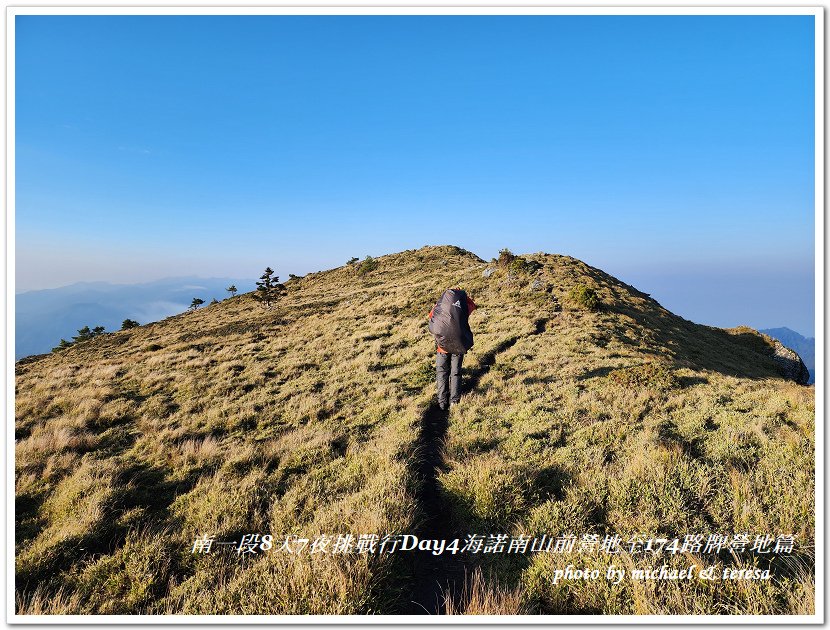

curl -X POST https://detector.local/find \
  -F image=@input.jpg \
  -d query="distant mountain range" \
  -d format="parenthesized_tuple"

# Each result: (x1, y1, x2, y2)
(760, 327, 815, 384)
(15, 276, 254, 360)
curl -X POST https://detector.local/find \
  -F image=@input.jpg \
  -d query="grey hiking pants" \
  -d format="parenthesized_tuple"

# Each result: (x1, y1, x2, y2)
(436, 352, 464, 406)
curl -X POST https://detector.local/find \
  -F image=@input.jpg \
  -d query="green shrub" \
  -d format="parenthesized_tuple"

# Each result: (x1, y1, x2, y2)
(567, 284, 600, 311)
(357, 256, 379, 276)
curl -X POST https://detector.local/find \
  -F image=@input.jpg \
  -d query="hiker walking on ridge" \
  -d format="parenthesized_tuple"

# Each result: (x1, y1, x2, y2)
(428, 288, 477, 411)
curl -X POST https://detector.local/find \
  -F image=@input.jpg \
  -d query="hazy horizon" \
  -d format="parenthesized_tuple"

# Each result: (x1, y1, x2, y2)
(13, 248, 815, 339)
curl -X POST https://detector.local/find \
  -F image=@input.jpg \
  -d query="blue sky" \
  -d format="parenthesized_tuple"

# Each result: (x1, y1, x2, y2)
(15, 15, 816, 336)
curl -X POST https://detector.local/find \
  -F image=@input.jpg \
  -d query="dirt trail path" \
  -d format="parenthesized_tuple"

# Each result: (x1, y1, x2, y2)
(406, 318, 548, 614)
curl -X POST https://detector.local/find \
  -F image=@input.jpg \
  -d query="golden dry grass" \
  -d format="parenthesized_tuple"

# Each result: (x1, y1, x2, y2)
(443, 568, 527, 615)
(15, 245, 814, 615)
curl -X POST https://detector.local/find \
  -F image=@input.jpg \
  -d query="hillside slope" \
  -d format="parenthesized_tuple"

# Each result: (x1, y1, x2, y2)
(15, 276, 255, 359)
(14, 245, 814, 615)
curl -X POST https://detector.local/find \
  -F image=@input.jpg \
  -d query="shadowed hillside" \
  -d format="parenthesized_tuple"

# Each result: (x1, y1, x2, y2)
(14, 245, 814, 615)
(760, 327, 815, 384)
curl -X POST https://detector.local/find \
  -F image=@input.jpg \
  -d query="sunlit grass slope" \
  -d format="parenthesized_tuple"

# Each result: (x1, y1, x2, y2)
(15, 245, 814, 614)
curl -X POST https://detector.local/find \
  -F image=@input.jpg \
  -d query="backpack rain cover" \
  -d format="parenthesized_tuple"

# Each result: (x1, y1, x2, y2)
(428, 289, 474, 354)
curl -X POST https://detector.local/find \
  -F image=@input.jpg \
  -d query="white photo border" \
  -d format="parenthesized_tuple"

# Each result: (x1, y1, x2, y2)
(4, 3, 823, 626)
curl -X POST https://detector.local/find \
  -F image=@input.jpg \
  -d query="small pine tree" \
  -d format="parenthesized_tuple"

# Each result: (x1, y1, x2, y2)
(91, 325, 106, 336)
(52, 338, 73, 352)
(347, 257, 359, 265)
(253, 267, 284, 309)
(226, 285, 237, 298)
(189, 298, 205, 311)
(210, 298, 219, 305)
(73, 326, 93, 343)
(121, 319, 140, 330)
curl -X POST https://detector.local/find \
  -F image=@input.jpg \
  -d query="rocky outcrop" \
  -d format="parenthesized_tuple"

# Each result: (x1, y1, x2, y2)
(770, 340, 811, 385)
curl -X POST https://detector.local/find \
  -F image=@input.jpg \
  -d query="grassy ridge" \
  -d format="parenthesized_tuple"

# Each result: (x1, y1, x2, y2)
(14, 245, 814, 614)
